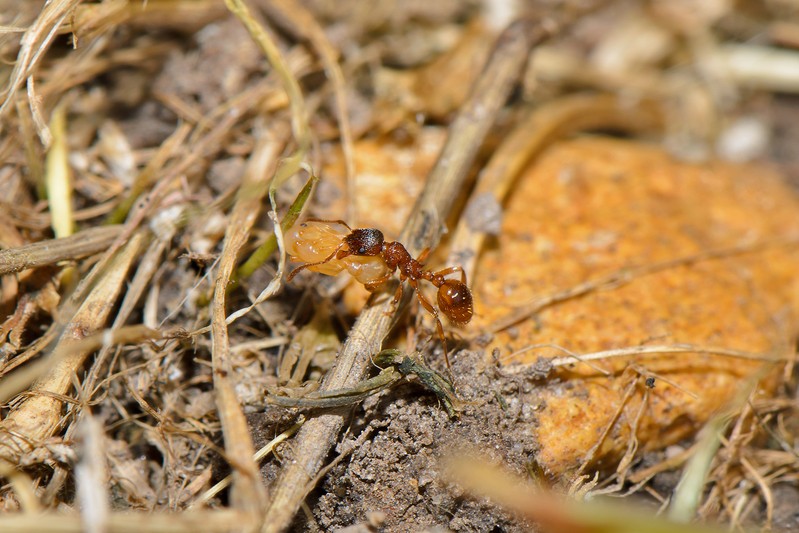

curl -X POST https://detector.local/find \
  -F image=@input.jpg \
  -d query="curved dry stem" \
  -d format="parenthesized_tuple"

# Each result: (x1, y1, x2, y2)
(0, 225, 123, 276)
(481, 234, 799, 337)
(224, 0, 310, 150)
(0, 509, 251, 533)
(262, 0, 358, 224)
(503, 342, 789, 370)
(0, 0, 79, 143)
(447, 92, 665, 283)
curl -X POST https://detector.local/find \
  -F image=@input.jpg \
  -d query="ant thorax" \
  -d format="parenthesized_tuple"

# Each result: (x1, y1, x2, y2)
(382, 241, 414, 273)
(287, 220, 389, 285)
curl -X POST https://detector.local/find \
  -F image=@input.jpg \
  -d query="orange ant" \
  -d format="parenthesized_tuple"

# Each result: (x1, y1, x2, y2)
(286, 219, 473, 366)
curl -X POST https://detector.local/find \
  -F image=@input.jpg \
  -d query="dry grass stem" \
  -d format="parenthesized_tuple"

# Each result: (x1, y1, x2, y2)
(721, 44, 799, 93)
(0, 225, 123, 276)
(225, 0, 310, 149)
(0, 0, 80, 140)
(44, 102, 74, 239)
(483, 235, 799, 336)
(446, 457, 728, 533)
(262, 0, 358, 223)
(448, 93, 664, 281)
(0, 232, 144, 462)
(208, 132, 286, 517)
(503, 343, 789, 372)
(0, 510, 250, 533)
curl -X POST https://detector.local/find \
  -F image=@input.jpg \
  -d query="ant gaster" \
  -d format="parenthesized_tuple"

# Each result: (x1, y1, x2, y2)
(287, 220, 474, 366)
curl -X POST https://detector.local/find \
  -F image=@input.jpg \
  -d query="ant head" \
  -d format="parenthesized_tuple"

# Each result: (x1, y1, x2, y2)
(343, 228, 384, 256)
(437, 279, 473, 325)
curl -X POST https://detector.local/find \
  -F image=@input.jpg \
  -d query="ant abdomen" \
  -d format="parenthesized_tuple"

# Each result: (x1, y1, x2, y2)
(437, 279, 473, 325)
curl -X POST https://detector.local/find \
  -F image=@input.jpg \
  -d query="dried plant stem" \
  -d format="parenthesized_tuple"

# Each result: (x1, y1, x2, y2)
(209, 131, 285, 520)
(483, 235, 799, 336)
(44, 102, 74, 239)
(224, 0, 309, 149)
(262, 20, 548, 533)
(446, 458, 727, 533)
(720, 44, 799, 93)
(0, 232, 145, 463)
(261, 0, 358, 223)
(447, 93, 664, 281)
(0, 225, 123, 276)
(504, 343, 789, 372)
(550, 344, 788, 368)
(0, 0, 80, 142)
(0, 510, 249, 533)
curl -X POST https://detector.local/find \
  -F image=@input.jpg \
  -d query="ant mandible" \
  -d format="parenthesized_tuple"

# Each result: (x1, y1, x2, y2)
(286, 219, 474, 367)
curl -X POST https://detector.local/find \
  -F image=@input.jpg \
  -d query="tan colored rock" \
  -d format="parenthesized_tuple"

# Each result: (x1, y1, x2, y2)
(470, 137, 799, 474)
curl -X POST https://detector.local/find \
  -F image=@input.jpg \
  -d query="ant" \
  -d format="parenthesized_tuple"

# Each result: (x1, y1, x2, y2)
(286, 219, 473, 367)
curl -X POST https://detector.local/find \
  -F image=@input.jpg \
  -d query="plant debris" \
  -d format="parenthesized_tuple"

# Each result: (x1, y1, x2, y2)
(268, 348, 465, 419)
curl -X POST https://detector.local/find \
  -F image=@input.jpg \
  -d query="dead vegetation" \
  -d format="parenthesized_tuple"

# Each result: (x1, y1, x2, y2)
(1, 1, 799, 532)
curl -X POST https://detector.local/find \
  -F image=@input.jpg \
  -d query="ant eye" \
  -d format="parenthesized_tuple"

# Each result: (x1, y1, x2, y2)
(438, 280, 473, 325)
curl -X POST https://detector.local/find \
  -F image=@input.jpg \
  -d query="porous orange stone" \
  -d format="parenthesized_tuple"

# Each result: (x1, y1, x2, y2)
(470, 137, 799, 475)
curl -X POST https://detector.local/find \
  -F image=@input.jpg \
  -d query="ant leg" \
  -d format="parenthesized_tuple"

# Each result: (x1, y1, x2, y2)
(391, 279, 404, 305)
(286, 242, 346, 282)
(378, 279, 404, 319)
(304, 217, 352, 231)
(433, 265, 467, 284)
(410, 279, 450, 370)
(363, 270, 394, 292)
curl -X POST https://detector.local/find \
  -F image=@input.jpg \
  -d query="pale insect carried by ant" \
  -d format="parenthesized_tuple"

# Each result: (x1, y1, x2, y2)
(286, 219, 474, 367)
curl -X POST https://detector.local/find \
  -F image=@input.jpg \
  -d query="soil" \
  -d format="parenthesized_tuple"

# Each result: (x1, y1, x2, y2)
(252, 349, 545, 531)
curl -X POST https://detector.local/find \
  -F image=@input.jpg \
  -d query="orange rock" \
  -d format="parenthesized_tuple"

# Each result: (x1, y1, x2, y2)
(470, 137, 799, 475)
